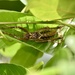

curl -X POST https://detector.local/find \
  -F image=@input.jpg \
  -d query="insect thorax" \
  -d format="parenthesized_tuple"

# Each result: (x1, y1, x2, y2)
(24, 32, 39, 40)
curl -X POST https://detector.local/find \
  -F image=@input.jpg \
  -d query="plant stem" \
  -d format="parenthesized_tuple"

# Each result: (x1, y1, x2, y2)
(56, 20, 75, 30)
(0, 20, 75, 29)
(0, 20, 55, 25)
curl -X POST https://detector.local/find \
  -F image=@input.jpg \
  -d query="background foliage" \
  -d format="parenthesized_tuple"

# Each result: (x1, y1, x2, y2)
(0, 0, 75, 75)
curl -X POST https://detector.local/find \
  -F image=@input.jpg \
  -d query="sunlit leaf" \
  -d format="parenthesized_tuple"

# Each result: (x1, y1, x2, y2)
(26, 0, 60, 20)
(0, 10, 25, 22)
(26, 0, 75, 20)
(11, 44, 43, 68)
(45, 48, 73, 68)
(57, 0, 75, 18)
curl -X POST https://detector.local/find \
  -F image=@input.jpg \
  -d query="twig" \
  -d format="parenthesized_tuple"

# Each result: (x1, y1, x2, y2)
(0, 20, 75, 29)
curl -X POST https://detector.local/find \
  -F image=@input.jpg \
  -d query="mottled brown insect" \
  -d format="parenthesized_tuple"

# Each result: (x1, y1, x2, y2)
(22, 26, 62, 42)
(4, 26, 62, 42)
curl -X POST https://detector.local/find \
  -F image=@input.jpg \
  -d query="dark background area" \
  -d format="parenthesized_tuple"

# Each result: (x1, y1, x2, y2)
(0, 1, 25, 11)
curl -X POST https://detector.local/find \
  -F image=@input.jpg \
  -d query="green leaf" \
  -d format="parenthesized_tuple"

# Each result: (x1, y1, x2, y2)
(0, 63, 26, 75)
(0, 34, 22, 57)
(10, 44, 44, 68)
(38, 67, 60, 75)
(29, 61, 44, 70)
(27, 67, 60, 75)
(0, 42, 21, 57)
(57, 0, 75, 18)
(26, 0, 60, 20)
(45, 48, 73, 68)
(27, 0, 75, 20)
(0, 39, 6, 49)
(0, 10, 25, 22)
